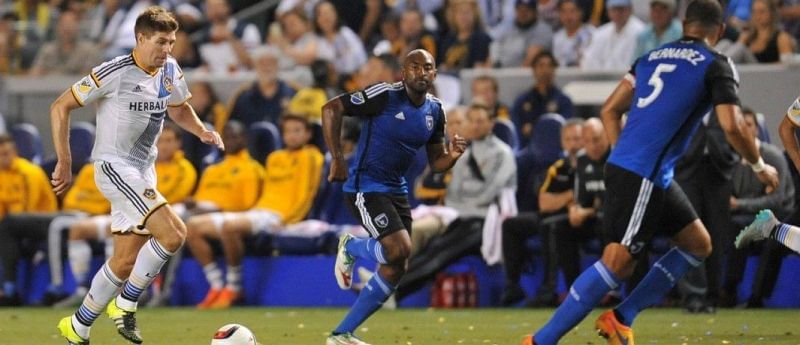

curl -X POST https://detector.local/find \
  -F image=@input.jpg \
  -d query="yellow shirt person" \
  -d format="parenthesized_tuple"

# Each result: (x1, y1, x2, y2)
(194, 149, 264, 211)
(255, 144, 324, 224)
(0, 157, 57, 218)
(155, 150, 197, 204)
(62, 164, 111, 215)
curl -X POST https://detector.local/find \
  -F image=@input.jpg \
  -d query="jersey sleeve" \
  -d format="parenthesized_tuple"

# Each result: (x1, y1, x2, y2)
(71, 63, 117, 106)
(427, 105, 447, 144)
(168, 62, 192, 107)
(785, 96, 800, 126)
(623, 59, 638, 86)
(341, 82, 390, 117)
(705, 56, 741, 106)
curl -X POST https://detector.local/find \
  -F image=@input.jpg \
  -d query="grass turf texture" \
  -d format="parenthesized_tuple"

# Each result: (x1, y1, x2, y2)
(2, 308, 798, 344)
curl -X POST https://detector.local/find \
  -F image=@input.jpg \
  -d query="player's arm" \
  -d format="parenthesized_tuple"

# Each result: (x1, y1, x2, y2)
(167, 103, 224, 150)
(426, 109, 466, 172)
(600, 76, 634, 146)
(780, 96, 800, 169)
(49, 89, 82, 195)
(322, 84, 389, 181)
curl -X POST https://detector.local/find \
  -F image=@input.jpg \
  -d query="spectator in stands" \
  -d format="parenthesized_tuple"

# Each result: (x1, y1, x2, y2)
(351, 53, 400, 91)
(471, 75, 510, 119)
(439, 0, 493, 74)
(723, 110, 794, 308)
(288, 59, 337, 124)
(371, 13, 401, 56)
(188, 115, 323, 308)
(189, 81, 228, 135)
(228, 47, 296, 127)
(492, 0, 553, 68)
(580, 0, 645, 70)
(500, 118, 584, 307)
(312, 1, 368, 76)
(328, 0, 382, 43)
(79, 0, 120, 43)
(390, 9, 438, 62)
(171, 16, 202, 69)
(29, 10, 103, 76)
(268, 8, 333, 67)
(0, 134, 57, 305)
(781, 0, 800, 42)
(553, 0, 594, 68)
(395, 103, 517, 301)
(633, 0, 682, 59)
(0, 112, 5, 134)
(537, 0, 560, 27)
(11, 0, 54, 40)
(0, 12, 25, 74)
(725, 0, 752, 31)
(511, 51, 573, 147)
(197, 0, 261, 73)
(51, 124, 208, 307)
(738, 0, 796, 63)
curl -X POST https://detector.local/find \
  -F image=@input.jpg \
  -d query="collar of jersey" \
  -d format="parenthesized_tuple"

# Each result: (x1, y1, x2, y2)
(132, 50, 159, 76)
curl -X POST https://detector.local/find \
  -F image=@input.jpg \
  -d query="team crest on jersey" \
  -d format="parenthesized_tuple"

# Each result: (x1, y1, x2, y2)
(426, 115, 434, 131)
(75, 77, 93, 97)
(629, 241, 645, 254)
(350, 91, 365, 105)
(162, 76, 174, 93)
(374, 213, 389, 228)
(143, 188, 156, 200)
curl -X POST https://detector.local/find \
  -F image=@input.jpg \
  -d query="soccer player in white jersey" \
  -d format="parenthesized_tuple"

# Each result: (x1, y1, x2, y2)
(50, 7, 223, 345)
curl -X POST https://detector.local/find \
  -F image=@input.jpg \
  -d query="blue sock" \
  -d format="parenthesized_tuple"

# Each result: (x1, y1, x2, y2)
(3, 282, 16, 296)
(345, 237, 388, 264)
(615, 247, 702, 326)
(534, 261, 621, 345)
(333, 272, 395, 335)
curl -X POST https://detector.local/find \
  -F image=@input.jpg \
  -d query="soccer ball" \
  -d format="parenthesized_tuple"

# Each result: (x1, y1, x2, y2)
(210, 323, 259, 345)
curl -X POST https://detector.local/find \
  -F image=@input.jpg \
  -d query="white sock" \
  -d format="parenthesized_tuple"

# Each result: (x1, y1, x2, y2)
(225, 266, 242, 293)
(116, 238, 174, 311)
(68, 241, 92, 287)
(72, 262, 123, 338)
(203, 262, 224, 290)
(773, 223, 800, 253)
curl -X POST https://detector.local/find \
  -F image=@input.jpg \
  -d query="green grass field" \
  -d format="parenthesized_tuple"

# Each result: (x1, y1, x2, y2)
(1, 307, 798, 344)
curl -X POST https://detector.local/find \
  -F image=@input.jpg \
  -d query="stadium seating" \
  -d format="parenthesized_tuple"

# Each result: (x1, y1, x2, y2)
(182, 122, 221, 172)
(515, 113, 566, 211)
(310, 155, 359, 225)
(310, 122, 327, 153)
(248, 121, 282, 164)
(68, 122, 95, 169)
(11, 123, 44, 164)
(493, 118, 519, 152)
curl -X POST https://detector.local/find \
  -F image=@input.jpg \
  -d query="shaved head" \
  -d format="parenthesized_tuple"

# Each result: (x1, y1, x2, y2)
(405, 49, 435, 67)
(402, 49, 437, 95)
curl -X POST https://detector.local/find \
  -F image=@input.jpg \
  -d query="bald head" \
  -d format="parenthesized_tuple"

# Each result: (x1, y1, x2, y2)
(582, 118, 609, 161)
(402, 49, 437, 94)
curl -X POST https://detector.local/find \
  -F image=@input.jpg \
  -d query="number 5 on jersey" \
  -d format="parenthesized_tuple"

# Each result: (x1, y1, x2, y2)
(637, 63, 677, 108)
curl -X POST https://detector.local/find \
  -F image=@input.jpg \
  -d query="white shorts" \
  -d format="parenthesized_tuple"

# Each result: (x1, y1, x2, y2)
(211, 209, 281, 235)
(94, 161, 167, 235)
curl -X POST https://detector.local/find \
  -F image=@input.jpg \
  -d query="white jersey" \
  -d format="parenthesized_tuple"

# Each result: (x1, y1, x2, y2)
(787, 95, 800, 126)
(71, 53, 191, 171)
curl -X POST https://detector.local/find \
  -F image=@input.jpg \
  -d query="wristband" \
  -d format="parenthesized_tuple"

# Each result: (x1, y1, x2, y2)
(750, 157, 766, 172)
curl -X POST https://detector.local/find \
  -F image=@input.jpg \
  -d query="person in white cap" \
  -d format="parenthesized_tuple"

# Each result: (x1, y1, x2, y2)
(580, 0, 645, 70)
(634, 0, 682, 58)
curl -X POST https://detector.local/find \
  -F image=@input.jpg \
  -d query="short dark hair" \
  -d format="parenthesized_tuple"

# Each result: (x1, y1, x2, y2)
(135, 6, 179, 38)
(473, 75, 498, 93)
(468, 102, 492, 118)
(532, 50, 559, 68)
(281, 114, 313, 131)
(684, 0, 723, 28)
(0, 134, 14, 146)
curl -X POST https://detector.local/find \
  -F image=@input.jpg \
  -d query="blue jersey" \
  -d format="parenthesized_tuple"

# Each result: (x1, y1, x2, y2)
(608, 37, 740, 188)
(340, 82, 447, 194)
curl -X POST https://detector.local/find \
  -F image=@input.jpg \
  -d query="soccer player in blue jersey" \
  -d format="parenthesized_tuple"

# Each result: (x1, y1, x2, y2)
(523, 1, 780, 344)
(321, 49, 467, 345)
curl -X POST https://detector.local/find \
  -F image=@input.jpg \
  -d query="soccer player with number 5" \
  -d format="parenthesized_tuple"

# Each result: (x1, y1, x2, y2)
(523, 0, 779, 344)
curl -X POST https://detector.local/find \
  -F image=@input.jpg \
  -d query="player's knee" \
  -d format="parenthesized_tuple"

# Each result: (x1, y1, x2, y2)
(159, 222, 187, 252)
(686, 237, 712, 259)
(385, 242, 411, 265)
(109, 255, 135, 279)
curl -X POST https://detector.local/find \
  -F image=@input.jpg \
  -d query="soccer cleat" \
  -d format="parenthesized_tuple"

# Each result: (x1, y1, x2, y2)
(106, 300, 143, 344)
(334, 234, 356, 290)
(735, 209, 778, 249)
(57, 316, 89, 345)
(208, 287, 241, 309)
(520, 334, 536, 345)
(595, 310, 635, 345)
(326, 333, 371, 345)
(197, 288, 222, 309)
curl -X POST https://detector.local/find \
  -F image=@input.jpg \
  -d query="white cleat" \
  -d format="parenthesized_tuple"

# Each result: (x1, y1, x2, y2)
(735, 209, 778, 249)
(335, 234, 356, 290)
(326, 333, 371, 345)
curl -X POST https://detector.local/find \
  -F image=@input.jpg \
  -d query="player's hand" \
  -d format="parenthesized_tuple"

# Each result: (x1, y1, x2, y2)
(200, 130, 224, 151)
(756, 164, 779, 192)
(449, 134, 467, 159)
(328, 157, 348, 182)
(51, 160, 72, 196)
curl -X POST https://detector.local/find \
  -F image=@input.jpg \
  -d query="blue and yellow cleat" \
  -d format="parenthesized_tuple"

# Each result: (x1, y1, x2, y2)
(57, 316, 89, 345)
(106, 300, 143, 344)
(595, 310, 635, 345)
(735, 209, 778, 249)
